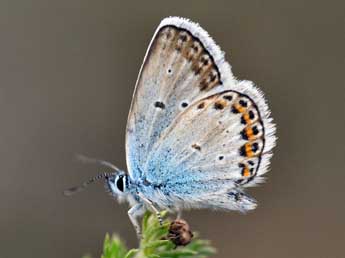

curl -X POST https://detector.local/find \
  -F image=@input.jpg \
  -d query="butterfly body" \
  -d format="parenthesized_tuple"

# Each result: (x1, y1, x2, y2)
(66, 17, 276, 237)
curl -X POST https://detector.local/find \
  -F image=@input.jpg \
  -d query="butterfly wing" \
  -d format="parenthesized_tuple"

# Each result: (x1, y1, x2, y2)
(126, 17, 233, 180)
(126, 17, 276, 211)
(144, 87, 275, 210)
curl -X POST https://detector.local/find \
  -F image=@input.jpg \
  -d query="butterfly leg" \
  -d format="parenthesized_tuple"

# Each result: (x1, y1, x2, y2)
(176, 210, 183, 219)
(137, 192, 163, 226)
(128, 203, 145, 239)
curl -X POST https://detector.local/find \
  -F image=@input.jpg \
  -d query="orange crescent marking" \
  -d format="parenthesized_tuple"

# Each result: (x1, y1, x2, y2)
(245, 143, 254, 157)
(243, 113, 251, 124)
(243, 166, 251, 177)
(246, 127, 254, 140)
(234, 104, 246, 114)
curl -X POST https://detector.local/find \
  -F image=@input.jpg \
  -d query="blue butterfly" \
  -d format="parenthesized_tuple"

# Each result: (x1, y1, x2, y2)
(65, 17, 276, 237)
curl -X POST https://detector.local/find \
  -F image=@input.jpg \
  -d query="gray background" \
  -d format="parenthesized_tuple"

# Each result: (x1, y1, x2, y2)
(1, 1, 344, 258)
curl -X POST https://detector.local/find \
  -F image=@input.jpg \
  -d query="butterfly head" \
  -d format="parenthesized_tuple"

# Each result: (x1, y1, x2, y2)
(63, 170, 130, 201)
(105, 171, 129, 197)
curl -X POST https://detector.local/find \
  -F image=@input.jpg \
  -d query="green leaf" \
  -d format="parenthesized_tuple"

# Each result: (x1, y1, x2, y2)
(83, 211, 216, 258)
(124, 249, 138, 258)
(101, 234, 128, 258)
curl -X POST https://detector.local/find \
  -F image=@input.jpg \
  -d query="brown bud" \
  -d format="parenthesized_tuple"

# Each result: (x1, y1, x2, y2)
(167, 219, 194, 246)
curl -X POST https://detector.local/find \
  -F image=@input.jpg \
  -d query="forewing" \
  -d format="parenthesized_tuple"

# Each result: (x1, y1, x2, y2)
(126, 17, 233, 180)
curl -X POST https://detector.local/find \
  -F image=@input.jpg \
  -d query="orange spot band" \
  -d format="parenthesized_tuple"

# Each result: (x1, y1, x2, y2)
(243, 113, 251, 124)
(234, 104, 246, 114)
(245, 143, 254, 157)
(243, 166, 251, 177)
(246, 128, 255, 140)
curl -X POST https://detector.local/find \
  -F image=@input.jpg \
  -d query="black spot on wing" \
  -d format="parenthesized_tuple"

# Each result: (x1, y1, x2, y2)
(239, 145, 246, 157)
(241, 129, 248, 140)
(239, 100, 248, 107)
(249, 110, 255, 119)
(181, 102, 188, 108)
(214, 102, 224, 110)
(252, 126, 259, 135)
(154, 101, 165, 109)
(231, 105, 240, 114)
(191, 143, 201, 151)
(252, 142, 259, 152)
(197, 102, 205, 109)
(223, 95, 233, 101)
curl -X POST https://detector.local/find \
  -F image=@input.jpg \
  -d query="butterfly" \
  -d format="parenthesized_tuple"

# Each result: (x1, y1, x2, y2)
(64, 17, 276, 237)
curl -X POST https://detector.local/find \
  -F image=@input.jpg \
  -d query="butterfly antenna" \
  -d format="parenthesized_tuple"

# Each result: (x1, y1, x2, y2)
(75, 154, 122, 172)
(63, 172, 111, 196)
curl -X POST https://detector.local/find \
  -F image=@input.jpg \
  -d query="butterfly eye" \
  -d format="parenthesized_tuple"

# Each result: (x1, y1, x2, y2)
(116, 175, 125, 192)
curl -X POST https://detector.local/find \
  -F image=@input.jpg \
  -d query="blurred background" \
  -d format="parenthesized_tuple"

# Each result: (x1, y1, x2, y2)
(1, 1, 344, 257)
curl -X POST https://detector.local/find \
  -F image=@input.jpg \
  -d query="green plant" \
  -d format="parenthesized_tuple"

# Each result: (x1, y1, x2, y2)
(84, 211, 216, 258)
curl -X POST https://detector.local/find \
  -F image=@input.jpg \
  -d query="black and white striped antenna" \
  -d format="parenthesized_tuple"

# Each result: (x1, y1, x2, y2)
(63, 172, 111, 196)
(63, 154, 122, 196)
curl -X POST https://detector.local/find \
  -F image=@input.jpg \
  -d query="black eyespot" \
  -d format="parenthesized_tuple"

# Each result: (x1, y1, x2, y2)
(249, 110, 255, 119)
(192, 143, 201, 151)
(223, 95, 233, 101)
(197, 102, 205, 109)
(252, 142, 259, 152)
(214, 102, 224, 110)
(218, 156, 224, 160)
(167, 68, 172, 74)
(241, 129, 248, 140)
(116, 176, 124, 192)
(239, 145, 246, 156)
(239, 100, 248, 107)
(252, 126, 259, 135)
(238, 163, 245, 168)
(181, 102, 188, 108)
(232, 105, 239, 114)
(154, 101, 165, 109)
